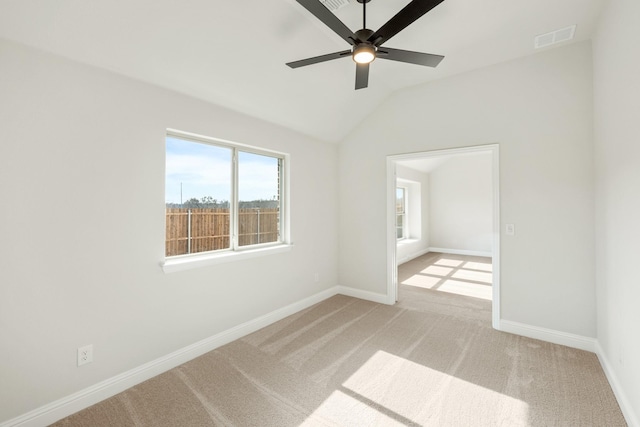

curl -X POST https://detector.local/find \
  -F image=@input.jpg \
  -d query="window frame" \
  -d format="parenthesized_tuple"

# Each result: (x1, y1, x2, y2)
(396, 186, 407, 240)
(162, 129, 291, 273)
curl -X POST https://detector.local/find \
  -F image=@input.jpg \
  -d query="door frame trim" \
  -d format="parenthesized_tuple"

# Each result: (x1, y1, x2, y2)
(386, 143, 501, 329)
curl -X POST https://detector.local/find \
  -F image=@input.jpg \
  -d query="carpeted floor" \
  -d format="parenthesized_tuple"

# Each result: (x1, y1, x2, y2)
(398, 252, 494, 304)
(53, 257, 626, 426)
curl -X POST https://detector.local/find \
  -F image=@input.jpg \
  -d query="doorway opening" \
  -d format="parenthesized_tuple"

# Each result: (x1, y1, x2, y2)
(386, 144, 500, 328)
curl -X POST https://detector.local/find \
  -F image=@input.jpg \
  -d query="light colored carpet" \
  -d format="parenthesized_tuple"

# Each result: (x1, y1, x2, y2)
(398, 252, 494, 303)
(53, 268, 626, 426)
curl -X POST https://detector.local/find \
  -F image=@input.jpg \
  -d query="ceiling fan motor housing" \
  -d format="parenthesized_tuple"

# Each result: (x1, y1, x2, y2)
(354, 28, 374, 42)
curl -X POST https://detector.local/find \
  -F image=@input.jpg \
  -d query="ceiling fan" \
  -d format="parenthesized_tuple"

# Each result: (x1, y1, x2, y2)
(286, 0, 446, 90)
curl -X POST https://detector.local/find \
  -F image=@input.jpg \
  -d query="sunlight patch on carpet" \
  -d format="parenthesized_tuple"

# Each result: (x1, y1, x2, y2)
(463, 261, 493, 272)
(452, 269, 492, 284)
(434, 258, 464, 267)
(304, 390, 405, 426)
(420, 265, 453, 276)
(333, 351, 529, 425)
(401, 274, 441, 289)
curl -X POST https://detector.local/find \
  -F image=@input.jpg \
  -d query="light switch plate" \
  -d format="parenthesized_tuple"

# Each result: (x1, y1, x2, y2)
(506, 224, 515, 236)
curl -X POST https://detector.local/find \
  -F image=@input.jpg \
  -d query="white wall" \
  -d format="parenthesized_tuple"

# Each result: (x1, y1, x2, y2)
(593, 0, 640, 423)
(0, 39, 338, 423)
(396, 165, 429, 264)
(428, 153, 492, 254)
(339, 42, 595, 337)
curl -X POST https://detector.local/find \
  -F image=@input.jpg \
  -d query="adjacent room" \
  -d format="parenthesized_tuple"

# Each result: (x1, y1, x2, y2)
(394, 150, 495, 302)
(0, 0, 638, 425)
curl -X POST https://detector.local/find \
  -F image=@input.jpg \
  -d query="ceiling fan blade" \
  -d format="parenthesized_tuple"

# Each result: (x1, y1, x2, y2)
(295, 0, 358, 45)
(286, 50, 351, 68)
(377, 47, 444, 67)
(367, 0, 445, 46)
(355, 63, 369, 90)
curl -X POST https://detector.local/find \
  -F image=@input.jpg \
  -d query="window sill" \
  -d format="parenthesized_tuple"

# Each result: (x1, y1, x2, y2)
(397, 238, 420, 246)
(161, 244, 292, 273)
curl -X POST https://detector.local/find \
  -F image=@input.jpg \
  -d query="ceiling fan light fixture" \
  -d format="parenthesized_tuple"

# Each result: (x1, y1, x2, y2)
(352, 44, 376, 64)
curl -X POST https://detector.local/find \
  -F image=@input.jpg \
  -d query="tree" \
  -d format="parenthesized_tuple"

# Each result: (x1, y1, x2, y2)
(200, 196, 216, 207)
(182, 197, 201, 208)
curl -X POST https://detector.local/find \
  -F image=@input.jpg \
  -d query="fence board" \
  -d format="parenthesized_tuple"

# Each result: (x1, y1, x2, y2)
(165, 208, 279, 257)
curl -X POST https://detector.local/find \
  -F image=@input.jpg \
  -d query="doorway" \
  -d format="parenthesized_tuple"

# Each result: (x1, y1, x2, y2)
(386, 144, 500, 328)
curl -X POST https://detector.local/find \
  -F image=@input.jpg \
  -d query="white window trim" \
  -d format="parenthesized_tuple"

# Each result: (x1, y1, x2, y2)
(162, 244, 292, 273)
(161, 128, 292, 273)
(397, 238, 419, 246)
(396, 186, 407, 240)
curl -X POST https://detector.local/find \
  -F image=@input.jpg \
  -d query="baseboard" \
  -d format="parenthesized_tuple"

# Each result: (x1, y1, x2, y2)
(337, 285, 392, 305)
(498, 320, 597, 352)
(0, 287, 340, 427)
(594, 342, 639, 427)
(428, 247, 492, 257)
(397, 248, 430, 265)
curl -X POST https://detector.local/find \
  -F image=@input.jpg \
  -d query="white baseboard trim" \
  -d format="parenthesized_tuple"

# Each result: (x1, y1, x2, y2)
(498, 320, 597, 352)
(428, 247, 492, 258)
(594, 342, 639, 427)
(337, 285, 392, 305)
(397, 248, 430, 265)
(0, 287, 340, 427)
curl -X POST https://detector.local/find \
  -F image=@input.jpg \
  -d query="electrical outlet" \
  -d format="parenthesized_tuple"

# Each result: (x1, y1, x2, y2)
(77, 344, 93, 367)
(314, 272, 320, 283)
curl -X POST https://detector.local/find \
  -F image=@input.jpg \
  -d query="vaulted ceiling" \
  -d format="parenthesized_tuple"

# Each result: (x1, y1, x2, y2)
(0, 0, 604, 142)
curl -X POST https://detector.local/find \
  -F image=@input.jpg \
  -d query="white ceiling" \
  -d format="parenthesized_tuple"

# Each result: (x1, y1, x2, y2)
(0, 0, 605, 143)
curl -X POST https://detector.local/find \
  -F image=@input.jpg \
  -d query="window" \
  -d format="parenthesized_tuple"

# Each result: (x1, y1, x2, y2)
(396, 187, 407, 240)
(164, 131, 287, 260)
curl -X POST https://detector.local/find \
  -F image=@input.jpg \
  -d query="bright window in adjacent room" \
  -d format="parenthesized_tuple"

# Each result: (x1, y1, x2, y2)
(165, 132, 285, 258)
(396, 187, 407, 240)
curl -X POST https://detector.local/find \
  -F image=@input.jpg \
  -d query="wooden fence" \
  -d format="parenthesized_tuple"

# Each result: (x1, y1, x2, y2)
(165, 208, 279, 257)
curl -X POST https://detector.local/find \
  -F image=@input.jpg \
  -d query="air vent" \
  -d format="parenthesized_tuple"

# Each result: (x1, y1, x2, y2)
(534, 25, 576, 49)
(321, 0, 350, 12)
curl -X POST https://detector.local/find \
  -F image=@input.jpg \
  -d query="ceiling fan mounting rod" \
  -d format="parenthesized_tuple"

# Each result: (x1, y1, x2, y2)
(357, 0, 371, 30)
(363, 0, 366, 29)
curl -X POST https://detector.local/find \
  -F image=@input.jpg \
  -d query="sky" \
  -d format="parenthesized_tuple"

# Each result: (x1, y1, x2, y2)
(165, 136, 280, 204)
